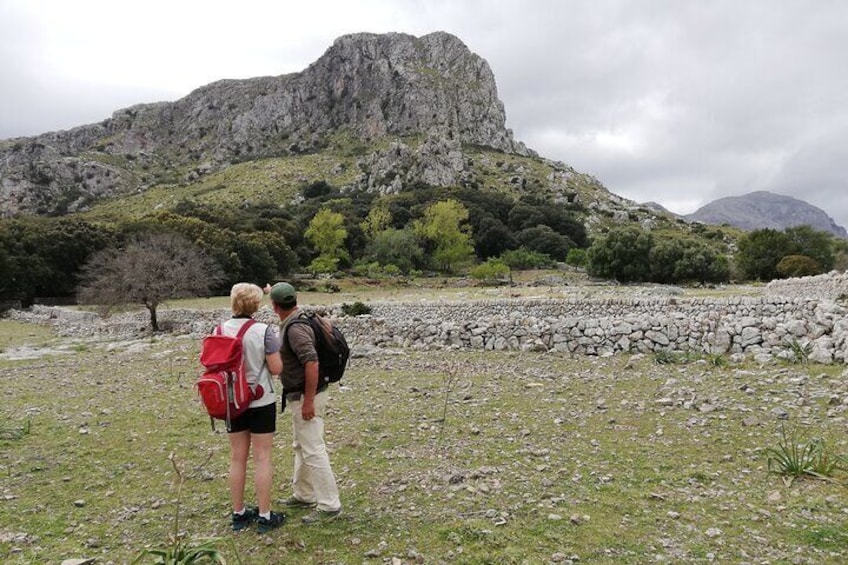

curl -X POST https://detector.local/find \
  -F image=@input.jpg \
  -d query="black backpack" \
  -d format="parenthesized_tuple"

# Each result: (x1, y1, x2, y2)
(285, 312, 350, 388)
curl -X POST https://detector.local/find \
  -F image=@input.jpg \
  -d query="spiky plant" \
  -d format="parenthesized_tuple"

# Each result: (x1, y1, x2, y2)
(766, 425, 844, 485)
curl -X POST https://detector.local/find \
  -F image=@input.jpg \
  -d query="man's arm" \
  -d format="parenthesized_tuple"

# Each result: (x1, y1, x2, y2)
(302, 360, 319, 420)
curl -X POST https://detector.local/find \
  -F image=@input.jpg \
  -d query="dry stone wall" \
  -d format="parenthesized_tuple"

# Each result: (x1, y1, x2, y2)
(11, 282, 848, 365)
(346, 295, 848, 364)
(765, 270, 848, 301)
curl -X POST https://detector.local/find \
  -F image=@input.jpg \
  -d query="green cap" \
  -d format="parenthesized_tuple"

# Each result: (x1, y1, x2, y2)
(269, 282, 297, 306)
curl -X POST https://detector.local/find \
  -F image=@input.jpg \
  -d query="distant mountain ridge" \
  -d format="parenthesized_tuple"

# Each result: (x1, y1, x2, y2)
(684, 191, 848, 238)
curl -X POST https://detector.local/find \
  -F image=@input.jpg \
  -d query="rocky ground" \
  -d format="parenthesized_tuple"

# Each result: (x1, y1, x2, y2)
(2, 317, 847, 563)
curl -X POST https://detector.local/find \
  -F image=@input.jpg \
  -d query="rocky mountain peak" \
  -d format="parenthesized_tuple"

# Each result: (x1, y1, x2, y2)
(685, 191, 848, 238)
(0, 31, 528, 216)
(301, 31, 525, 151)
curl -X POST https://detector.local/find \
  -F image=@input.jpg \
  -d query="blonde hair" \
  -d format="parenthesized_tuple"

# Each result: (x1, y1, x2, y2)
(230, 283, 264, 317)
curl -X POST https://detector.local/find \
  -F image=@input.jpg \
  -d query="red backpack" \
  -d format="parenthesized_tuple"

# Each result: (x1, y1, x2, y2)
(196, 319, 264, 431)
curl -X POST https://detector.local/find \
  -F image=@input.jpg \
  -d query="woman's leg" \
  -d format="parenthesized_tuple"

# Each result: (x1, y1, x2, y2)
(251, 432, 274, 515)
(228, 430, 251, 511)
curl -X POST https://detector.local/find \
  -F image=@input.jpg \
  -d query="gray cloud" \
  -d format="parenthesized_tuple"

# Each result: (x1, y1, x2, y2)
(461, 1, 848, 228)
(2, 0, 847, 230)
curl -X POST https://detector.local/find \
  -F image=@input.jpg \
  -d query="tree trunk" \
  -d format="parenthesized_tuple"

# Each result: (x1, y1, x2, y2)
(147, 304, 159, 332)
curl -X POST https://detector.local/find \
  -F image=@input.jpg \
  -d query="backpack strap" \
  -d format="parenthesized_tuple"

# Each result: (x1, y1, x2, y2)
(213, 318, 256, 338)
(235, 318, 256, 339)
(282, 313, 324, 395)
(282, 313, 314, 346)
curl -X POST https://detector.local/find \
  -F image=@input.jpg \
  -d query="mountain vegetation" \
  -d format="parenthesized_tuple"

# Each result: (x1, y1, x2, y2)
(0, 32, 845, 308)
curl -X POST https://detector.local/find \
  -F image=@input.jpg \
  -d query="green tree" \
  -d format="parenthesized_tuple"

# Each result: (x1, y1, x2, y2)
(649, 238, 686, 284)
(649, 237, 730, 284)
(305, 208, 349, 274)
(833, 239, 848, 271)
(229, 233, 278, 284)
(259, 231, 298, 279)
(473, 216, 516, 259)
(736, 229, 792, 281)
(453, 188, 514, 224)
(515, 225, 573, 261)
(415, 199, 475, 273)
(587, 226, 655, 283)
(542, 207, 588, 248)
(784, 226, 834, 273)
(0, 217, 115, 304)
(506, 202, 587, 248)
(675, 240, 730, 284)
(507, 204, 546, 232)
(360, 204, 392, 239)
(365, 228, 424, 273)
(301, 180, 334, 199)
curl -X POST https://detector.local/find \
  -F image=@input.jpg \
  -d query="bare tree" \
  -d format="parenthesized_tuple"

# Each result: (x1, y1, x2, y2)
(77, 233, 221, 331)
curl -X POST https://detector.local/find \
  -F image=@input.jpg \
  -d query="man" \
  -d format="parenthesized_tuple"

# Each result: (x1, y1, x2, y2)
(269, 282, 342, 524)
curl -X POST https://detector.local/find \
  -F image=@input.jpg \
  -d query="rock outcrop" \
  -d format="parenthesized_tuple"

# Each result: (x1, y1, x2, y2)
(0, 32, 529, 216)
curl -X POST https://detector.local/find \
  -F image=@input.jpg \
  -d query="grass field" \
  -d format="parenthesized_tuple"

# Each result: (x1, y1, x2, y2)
(2, 290, 846, 564)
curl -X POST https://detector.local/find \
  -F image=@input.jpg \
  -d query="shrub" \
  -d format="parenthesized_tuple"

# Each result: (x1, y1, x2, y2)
(565, 248, 587, 268)
(470, 258, 510, 283)
(383, 263, 401, 277)
(499, 248, 555, 270)
(776, 254, 821, 278)
(341, 301, 372, 316)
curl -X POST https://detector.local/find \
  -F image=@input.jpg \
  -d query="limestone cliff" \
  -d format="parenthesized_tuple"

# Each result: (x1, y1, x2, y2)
(0, 31, 529, 216)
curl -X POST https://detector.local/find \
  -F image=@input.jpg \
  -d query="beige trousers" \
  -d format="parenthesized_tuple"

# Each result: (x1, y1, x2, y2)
(289, 391, 341, 512)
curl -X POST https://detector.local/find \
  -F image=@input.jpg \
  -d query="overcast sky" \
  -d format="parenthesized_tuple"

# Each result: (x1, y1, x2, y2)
(2, 0, 847, 228)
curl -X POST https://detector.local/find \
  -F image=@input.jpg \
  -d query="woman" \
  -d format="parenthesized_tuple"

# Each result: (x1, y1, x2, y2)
(221, 283, 285, 532)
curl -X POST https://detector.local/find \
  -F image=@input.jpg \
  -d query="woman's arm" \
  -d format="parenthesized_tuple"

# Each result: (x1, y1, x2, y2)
(266, 351, 282, 376)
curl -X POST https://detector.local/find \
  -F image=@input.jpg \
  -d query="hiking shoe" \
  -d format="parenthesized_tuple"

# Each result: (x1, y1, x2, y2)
(231, 507, 259, 531)
(282, 496, 317, 509)
(301, 508, 341, 525)
(256, 511, 286, 533)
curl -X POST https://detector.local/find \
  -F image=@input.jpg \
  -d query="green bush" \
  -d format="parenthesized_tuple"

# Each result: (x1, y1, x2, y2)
(499, 248, 555, 270)
(777, 254, 821, 278)
(565, 248, 587, 268)
(341, 301, 372, 316)
(470, 258, 510, 283)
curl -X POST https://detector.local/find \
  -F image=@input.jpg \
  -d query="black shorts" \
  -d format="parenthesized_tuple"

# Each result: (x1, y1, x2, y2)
(228, 402, 276, 434)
